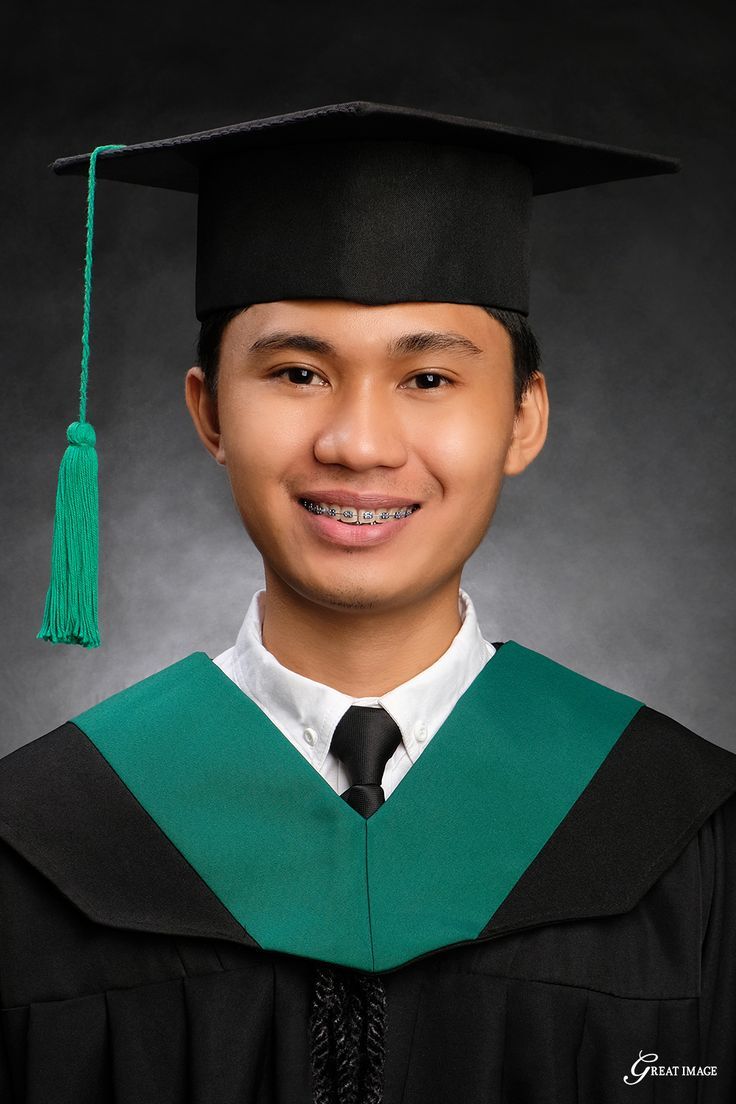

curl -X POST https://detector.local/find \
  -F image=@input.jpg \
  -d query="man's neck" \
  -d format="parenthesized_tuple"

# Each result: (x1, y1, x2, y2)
(260, 572, 464, 697)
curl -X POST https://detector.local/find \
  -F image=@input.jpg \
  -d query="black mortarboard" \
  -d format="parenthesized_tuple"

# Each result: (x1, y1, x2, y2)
(40, 102, 679, 649)
(53, 100, 679, 318)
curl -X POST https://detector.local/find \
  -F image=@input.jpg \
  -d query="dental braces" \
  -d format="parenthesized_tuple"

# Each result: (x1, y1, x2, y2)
(300, 499, 419, 524)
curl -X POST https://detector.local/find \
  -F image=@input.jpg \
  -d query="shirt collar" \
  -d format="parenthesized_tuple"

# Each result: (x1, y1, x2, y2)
(230, 588, 494, 770)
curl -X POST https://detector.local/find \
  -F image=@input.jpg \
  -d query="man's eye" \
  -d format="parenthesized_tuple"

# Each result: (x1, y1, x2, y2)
(274, 367, 326, 386)
(404, 372, 451, 390)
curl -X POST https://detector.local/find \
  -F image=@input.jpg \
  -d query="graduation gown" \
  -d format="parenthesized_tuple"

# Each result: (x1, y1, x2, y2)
(1, 639, 735, 1103)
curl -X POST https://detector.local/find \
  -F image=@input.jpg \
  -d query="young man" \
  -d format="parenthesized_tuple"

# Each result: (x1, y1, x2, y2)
(1, 103, 735, 1103)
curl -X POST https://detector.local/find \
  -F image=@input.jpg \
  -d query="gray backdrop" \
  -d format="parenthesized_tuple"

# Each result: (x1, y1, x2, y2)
(2, 1, 734, 755)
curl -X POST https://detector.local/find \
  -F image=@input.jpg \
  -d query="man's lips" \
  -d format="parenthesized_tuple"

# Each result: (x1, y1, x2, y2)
(295, 492, 422, 545)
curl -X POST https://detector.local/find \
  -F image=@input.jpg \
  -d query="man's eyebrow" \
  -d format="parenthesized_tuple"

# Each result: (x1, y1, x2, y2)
(247, 329, 484, 358)
(248, 332, 337, 355)
(387, 331, 484, 358)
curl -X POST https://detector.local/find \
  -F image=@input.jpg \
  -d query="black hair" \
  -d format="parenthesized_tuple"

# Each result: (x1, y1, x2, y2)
(196, 304, 541, 411)
(484, 306, 542, 410)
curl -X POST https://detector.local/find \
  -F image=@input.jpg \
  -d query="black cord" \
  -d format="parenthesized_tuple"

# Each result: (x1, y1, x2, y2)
(309, 963, 387, 1104)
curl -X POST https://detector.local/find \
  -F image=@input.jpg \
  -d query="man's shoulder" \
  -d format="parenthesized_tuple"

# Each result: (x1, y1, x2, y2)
(0, 650, 217, 765)
(0, 649, 253, 879)
(0, 653, 214, 831)
(501, 637, 736, 772)
(481, 647, 736, 937)
(614, 695, 736, 780)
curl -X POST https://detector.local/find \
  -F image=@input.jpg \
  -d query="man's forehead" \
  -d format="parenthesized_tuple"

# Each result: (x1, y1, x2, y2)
(225, 301, 505, 355)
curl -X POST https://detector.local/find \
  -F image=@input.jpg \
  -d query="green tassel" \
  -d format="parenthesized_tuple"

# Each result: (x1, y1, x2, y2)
(37, 142, 123, 648)
(38, 421, 100, 647)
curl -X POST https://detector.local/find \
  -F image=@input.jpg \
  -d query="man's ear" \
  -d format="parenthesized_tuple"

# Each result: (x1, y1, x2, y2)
(503, 372, 549, 477)
(185, 366, 226, 464)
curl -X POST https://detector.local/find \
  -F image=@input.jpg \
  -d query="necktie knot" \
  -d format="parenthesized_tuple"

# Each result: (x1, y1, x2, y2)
(330, 705, 403, 818)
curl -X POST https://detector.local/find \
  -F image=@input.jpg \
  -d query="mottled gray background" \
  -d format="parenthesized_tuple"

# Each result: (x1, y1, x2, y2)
(2, 1, 734, 755)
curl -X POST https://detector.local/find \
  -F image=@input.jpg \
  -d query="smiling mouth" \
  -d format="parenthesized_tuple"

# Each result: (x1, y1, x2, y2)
(298, 498, 421, 525)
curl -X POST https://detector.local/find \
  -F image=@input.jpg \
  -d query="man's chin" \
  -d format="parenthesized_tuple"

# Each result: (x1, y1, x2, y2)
(294, 579, 388, 613)
(275, 570, 410, 614)
(310, 591, 381, 612)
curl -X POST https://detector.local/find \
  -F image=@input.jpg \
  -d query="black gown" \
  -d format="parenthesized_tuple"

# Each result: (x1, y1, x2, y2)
(1, 638, 735, 1103)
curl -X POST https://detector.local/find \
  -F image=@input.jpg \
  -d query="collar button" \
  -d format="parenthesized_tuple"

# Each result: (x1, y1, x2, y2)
(412, 720, 427, 743)
(303, 727, 318, 747)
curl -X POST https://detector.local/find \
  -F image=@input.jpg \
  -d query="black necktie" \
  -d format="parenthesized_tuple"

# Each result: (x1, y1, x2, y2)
(330, 704, 403, 818)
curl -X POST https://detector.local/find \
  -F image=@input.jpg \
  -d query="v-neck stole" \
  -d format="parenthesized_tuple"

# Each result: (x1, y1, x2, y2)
(73, 643, 643, 971)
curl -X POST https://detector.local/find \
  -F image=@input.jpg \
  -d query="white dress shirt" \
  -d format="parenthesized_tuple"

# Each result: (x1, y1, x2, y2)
(213, 588, 495, 799)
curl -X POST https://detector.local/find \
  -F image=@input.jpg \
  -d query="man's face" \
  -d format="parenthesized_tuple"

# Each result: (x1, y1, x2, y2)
(187, 300, 547, 614)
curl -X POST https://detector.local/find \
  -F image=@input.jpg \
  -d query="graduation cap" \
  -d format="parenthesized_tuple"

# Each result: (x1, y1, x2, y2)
(38, 101, 679, 648)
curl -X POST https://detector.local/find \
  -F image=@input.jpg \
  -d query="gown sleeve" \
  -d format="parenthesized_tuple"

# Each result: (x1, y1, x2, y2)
(699, 789, 736, 1099)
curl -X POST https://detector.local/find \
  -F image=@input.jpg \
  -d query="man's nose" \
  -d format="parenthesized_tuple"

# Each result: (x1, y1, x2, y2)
(312, 384, 409, 471)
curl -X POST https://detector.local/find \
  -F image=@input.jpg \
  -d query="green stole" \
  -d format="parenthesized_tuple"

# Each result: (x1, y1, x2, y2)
(73, 641, 642, 972)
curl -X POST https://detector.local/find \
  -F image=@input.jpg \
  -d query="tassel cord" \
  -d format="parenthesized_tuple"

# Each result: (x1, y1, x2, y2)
(78, 145, 123, 425)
